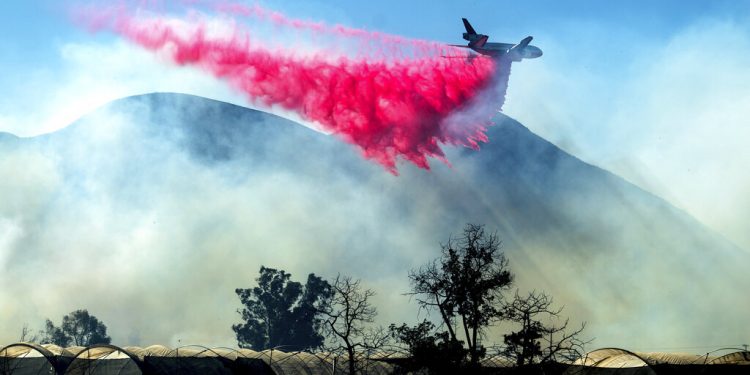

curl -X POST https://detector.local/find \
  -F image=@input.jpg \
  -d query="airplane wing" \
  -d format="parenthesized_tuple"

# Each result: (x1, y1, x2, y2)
(441, 54, 479, 60)
(508, 36, 533, 59)
(517, 36, 533, 49)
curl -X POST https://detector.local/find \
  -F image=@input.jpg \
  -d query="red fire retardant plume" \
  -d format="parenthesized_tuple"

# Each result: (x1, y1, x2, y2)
(108, 13, 502, 173)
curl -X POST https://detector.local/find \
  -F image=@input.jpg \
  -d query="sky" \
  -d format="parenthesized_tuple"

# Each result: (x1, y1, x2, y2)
(1, 0, 749, 352)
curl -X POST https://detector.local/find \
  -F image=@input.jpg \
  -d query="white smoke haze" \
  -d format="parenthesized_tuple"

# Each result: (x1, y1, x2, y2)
(0, 97, 444, 347)
(609, 19, 750, 251)
(1, 90, 749, 352)
(506, 17, 750, 252)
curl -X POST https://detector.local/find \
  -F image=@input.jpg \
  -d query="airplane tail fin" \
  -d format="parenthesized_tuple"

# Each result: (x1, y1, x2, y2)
(461, 18, 490, 47)
(469, 35, 488, 48)
(462, 18, 477, 35)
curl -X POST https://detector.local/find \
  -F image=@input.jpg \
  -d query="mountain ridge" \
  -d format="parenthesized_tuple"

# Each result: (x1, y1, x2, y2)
(1, 92, 746, 349)
(11, 91, 717, 230)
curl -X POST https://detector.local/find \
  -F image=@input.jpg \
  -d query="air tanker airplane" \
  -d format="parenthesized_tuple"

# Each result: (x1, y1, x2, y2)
(451, 18, 543, 61)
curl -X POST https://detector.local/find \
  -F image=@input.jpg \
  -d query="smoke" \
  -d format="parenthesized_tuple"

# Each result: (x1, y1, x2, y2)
(3, 93, 748, 350)
(83, 5, 505, 173)
(0, 94, 460, 346)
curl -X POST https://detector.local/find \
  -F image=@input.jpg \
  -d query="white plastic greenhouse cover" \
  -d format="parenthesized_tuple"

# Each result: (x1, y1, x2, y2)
(1, 343, 398, 375)
(64, 345, 142, 375)
(5, 342, 747, 375)
(708, 350, 750, 365)
(0, 343, 57, 375)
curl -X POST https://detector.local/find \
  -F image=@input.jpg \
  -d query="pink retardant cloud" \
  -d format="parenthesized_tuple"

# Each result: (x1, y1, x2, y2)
(93, 8, 503, 173)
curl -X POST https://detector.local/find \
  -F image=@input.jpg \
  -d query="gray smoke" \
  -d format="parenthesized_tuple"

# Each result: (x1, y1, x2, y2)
(0, 93, 747, 352)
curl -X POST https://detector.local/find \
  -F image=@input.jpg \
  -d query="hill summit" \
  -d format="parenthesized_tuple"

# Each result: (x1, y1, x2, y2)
(0, 93, 746, 349)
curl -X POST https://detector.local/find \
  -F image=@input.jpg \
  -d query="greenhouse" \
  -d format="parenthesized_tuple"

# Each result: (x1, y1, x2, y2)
(1, 343, 61, 375)
(563, 347, 750, 375)
(1, 343, 749, 374)
(64, 346, 142, 375)
(0, 343, 396, 375)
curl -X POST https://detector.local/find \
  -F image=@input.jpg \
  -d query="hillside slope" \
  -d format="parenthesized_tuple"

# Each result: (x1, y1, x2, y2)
(1, 93, 745, 350)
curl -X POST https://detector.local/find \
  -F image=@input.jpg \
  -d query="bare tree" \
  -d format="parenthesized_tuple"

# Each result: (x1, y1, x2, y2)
(408, 223, 514, 366)
(19, 323, 39, 343)
(503, 290, 589, 365)
(323, 275, 382, 374)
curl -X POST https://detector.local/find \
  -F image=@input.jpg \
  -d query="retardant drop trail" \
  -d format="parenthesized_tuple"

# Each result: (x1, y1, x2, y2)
(91, 7, 508, 173)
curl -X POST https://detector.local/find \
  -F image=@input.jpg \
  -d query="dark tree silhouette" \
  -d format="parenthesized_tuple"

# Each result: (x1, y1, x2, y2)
(40, 320, 70, 347)
(389, 320, 468, 375)
(409, 223, 514, 366)
(41, 309, 111, 346)
(323, 275, 384, 375)
(503, 290, 588, 365)
(233, 266, 333, 351)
